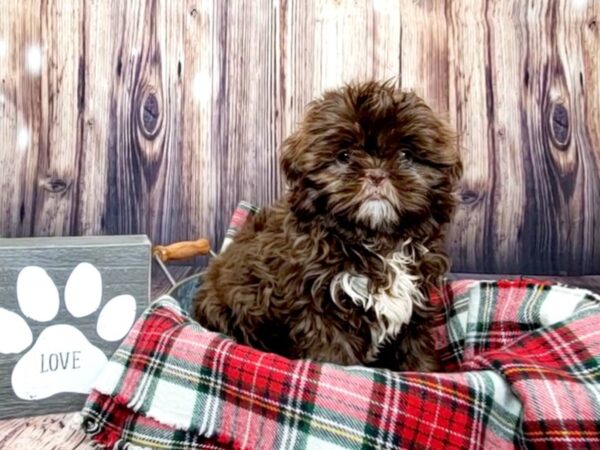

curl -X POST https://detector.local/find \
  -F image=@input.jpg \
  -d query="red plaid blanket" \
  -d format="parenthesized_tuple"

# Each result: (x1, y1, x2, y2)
(82, 280, 600, 449)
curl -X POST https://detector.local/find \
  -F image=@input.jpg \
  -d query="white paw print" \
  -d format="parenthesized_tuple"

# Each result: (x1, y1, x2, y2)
(0, 263, 137, 400)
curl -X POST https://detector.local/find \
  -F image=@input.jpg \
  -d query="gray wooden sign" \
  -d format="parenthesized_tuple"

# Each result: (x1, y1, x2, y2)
(0, 235, 151, 419)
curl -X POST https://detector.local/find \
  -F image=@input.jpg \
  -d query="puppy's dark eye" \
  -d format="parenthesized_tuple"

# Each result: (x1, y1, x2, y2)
(337, 151, 350, 163)
(399, 150, 413, 164)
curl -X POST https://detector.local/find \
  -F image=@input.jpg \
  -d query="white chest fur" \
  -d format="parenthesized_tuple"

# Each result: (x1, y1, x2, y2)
(330, 241, 426, 361)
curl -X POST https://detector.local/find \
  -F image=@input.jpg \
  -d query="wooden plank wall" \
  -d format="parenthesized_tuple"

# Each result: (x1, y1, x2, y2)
(0, 0, 598, 275)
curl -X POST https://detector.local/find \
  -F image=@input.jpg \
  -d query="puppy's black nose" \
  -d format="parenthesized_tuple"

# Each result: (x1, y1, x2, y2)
(366, 169, 387, 186)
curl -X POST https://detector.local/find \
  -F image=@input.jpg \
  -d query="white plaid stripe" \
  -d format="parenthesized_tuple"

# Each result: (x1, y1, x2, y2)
(280, 360, 312, 448)
(200, 338, 235, 436)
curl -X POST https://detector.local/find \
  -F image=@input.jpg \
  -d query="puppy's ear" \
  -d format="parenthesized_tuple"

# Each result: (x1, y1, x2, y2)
(289, 185, 318, 220)
(280, 131, 303, 186)
(433, 117, 463, 186)
(395, 90, 463, 185)
(448, 153, 463, 186)
(435, 119, 463, 187)
(280, 131, 320, 218)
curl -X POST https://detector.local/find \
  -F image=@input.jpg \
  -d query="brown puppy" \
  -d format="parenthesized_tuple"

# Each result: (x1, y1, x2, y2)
(193, 81, 462, 371)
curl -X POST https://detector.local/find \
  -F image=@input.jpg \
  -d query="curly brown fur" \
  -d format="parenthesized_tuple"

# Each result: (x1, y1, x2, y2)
(193, 81, 462, 371)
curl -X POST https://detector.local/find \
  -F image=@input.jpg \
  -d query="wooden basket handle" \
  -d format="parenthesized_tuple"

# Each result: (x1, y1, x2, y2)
(152, 238, 211, 263)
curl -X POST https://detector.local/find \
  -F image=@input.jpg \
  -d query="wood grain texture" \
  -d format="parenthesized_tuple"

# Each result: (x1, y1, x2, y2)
(399, 0, 448, 113)
(0, 0, 42, 238)
(511, 0, 600, 274)
(0, 412, 98, 449)
(445, 0, 495, 274)
(34, 1, 82, 236)
(444, 0, 600, 274)
(281, 0, 400, 142)
(212, 0, 280, 246)
(0, 0, 598, 275)
(179, 0, 220, 251)
(74, 0, 112, 237)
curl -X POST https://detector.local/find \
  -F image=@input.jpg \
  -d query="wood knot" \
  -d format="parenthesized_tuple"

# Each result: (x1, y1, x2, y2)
(549, 102, 570, 150)
(138, 90, 162, 139)
(190, 8, 198, 17)
(41, 177, 70, 194)
(459, 189, 481, 205)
